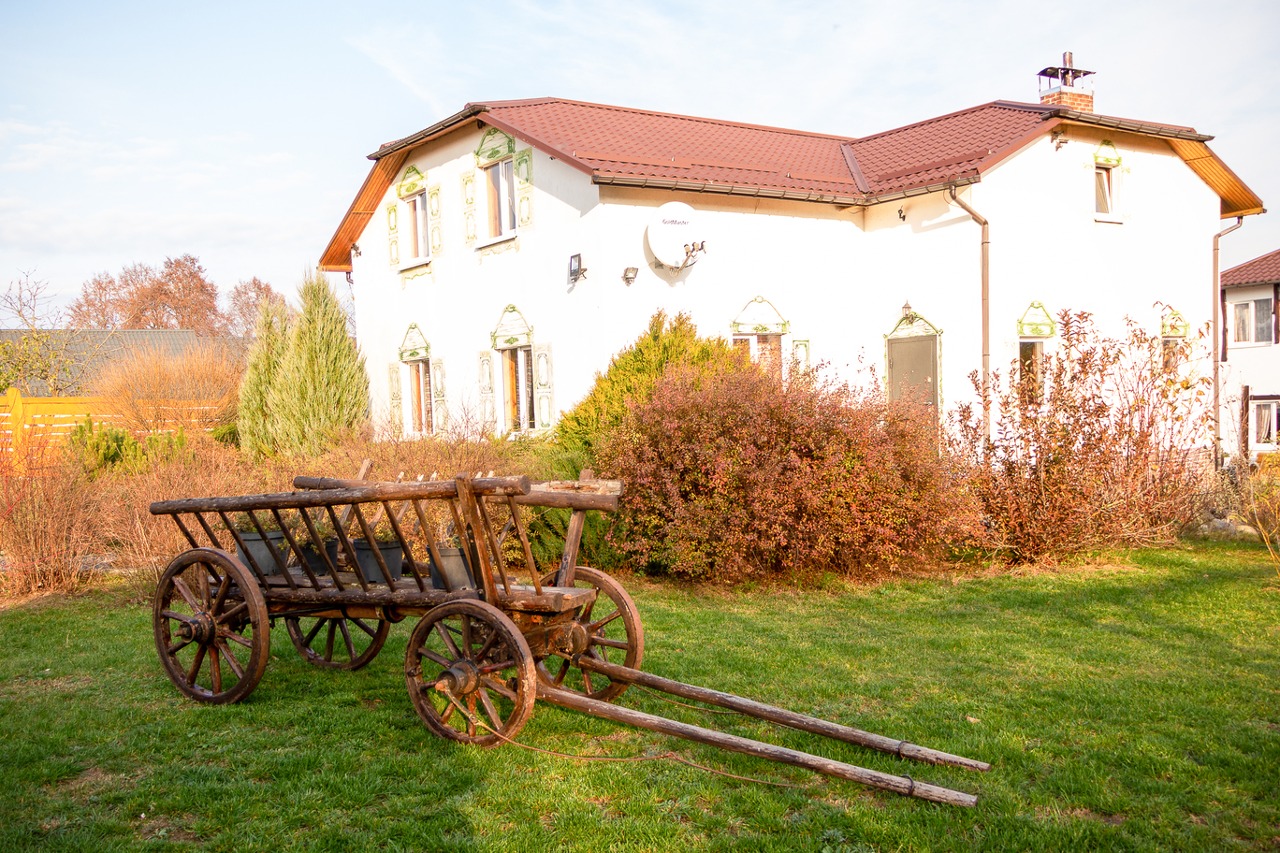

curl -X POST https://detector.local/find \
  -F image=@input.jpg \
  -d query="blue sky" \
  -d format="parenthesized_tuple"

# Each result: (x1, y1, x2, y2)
(2, 0, 1278, 311)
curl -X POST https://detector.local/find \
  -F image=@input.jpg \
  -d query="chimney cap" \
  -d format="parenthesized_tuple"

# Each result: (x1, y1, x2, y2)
(1038, 51, 1094, 88)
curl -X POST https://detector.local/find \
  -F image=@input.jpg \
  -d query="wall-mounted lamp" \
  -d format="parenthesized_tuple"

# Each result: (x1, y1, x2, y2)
(350, 242, 362, 257)
(897, 207, 906, 222)
(568, 253, 587, 283)
(622, 266, 638, 286)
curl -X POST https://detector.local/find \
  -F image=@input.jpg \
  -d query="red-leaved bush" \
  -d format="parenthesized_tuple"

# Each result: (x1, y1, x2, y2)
(951, 311, 1214, 563)
(598, 359, 980, 582)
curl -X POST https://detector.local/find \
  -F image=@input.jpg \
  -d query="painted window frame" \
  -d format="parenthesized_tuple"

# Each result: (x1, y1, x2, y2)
(401, 190, 431, 269)
(1231, 297, 1275, 346)
(732, 333, 784, 380)
(405, 358, 434, 435)
(1254, 400, 1278, 447)
(480, 158, 517, 245)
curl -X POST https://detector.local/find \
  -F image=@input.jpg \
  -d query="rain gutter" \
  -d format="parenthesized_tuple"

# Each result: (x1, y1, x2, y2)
(948, 186, 991, 441)
(1214, 216, 1244, 465)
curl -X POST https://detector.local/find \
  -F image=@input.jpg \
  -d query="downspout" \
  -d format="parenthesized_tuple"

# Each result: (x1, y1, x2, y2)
(948, 186, 991, 440)
(1213, 216, 1244, 466)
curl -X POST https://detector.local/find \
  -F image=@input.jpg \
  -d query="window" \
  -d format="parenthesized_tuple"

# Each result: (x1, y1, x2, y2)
(407, 359, 434, 434)
(1094, 166, 1114, 216)
(733, 334, 783, 380)
(1256, 402, 1277, 445)
(1161, 337, 1183, 371)
(484, 159, 516, 240)
(502, 345, 535, 431)
(1232, 298, 1274, 344)
(403, 191, 430, 266)
(1019, 340, 1045, 404)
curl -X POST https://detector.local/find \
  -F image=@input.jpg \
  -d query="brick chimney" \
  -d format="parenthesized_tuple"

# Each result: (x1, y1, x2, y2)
(1037, 51, 1094, 112)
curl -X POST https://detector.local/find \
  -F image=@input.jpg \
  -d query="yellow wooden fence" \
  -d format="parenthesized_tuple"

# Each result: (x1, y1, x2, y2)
(1, 387, 228, 472)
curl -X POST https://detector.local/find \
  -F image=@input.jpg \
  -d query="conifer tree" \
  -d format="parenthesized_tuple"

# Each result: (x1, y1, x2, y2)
(237, 297, 290, 457)
(268, 272, 369, 456)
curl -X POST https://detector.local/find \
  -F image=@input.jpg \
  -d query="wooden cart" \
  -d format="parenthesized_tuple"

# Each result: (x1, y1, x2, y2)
(149, 473, 987, 806)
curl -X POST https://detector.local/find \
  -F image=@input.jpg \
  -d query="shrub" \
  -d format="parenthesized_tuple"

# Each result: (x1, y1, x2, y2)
(598, 359, 978, 582)
(951, 311, 1213, 563)
(91, 339, 242, 433)
(1238, 455, 1280, 578)
(556, 311, 740, 468)
(0, 448, 101, 598)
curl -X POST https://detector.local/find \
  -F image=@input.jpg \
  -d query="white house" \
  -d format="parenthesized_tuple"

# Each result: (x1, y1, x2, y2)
(1220, 248, 1280, 458)
(319, 57, 1262, 451)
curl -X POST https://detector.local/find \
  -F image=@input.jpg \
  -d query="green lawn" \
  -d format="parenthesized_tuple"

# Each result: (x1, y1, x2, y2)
(1, 543, 1277, 851)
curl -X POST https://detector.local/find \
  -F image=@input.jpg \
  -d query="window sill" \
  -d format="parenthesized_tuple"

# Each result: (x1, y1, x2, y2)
(398, 258, 432, 273)
(1230, 339, 1276, 349)
(475, 232, 517, 250)
(1093, 214, 1124, 225)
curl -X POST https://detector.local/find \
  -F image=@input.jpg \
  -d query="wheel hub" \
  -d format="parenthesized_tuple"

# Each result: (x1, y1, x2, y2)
(177, 611, 218, 645)
(440, 660, 481, 695)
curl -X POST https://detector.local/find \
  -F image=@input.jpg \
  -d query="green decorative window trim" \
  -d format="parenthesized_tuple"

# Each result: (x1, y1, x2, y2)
(399, 323, 430, 362)
(386, 204, 398, 233)
(515, 148, 534, 228)
(1094, 140, 1121, 168)
(397, 165, 426, 198)
(400, 266, 432, 283)
(886, 305, 942, 339)
(427, 185, 443, 255)
(491, 304, 533, 350)
(476, 128, 515, 165)
(1017, 301, 1056, 338)
(730, 296, 790, 335)
(1162, 308, 1189, 338)
(461, 173, 477, 245)
(791, 339, 811, 368)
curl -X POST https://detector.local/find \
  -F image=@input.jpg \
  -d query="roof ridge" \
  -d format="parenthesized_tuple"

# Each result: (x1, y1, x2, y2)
(485, 97, 856, 143)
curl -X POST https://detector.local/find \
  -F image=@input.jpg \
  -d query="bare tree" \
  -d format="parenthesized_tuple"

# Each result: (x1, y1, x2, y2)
(1, 273, 101, 395)
(224, 277, 285, 338)
(67, 254, 226, 333)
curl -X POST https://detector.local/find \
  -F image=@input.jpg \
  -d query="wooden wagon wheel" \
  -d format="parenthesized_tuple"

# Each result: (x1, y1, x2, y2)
(284, 613, 390, 671)
(153, 548, 270, 704)
(537, 566, 644, 702)
(404, 600, 535, 747)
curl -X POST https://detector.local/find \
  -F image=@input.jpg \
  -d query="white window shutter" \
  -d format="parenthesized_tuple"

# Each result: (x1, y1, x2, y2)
(532, 343, 554, 429)
(477, 351, 496, 433)
(431, 358, 448, 433)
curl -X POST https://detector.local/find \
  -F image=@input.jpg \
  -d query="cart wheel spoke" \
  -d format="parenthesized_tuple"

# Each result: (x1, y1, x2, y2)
(286, 613, 388, 670)
(338, 619, 357, 660)
(479, 676, 518, 702)
(588, 609, 622, 632)
(304, 618, 327, 646)
(171, 576, 201, 611)
(186, 643, 207, 686)
(405, 600, 535, 747)
(216, 601, 249, 625)
(221, 630, 254, 650)
(210, 646, 223, 694)
(216, 640, 246, 679)
(536, 567, 644, 702)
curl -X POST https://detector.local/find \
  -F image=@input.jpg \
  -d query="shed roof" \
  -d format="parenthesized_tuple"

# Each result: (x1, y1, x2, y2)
(1222, 248, 1280, 288)
(320, 97, 1264, 272)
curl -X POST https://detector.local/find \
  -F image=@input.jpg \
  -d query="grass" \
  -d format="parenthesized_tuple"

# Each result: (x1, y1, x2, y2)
(0, 542, 1277, 851)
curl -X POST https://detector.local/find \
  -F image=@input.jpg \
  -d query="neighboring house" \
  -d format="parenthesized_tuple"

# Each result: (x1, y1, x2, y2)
(1220, 249, 1280, 458)
(0, 328, 205, 396)
(319, 56, 1263, 448)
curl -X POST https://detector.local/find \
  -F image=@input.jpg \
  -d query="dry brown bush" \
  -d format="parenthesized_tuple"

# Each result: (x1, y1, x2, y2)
(91, 339, 243, 433)
(0, 439, 103, 597)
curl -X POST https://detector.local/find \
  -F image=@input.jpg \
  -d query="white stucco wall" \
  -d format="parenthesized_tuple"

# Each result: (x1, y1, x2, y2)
(1219, 282, 1280, 456)
(340, 121, 1231, 445)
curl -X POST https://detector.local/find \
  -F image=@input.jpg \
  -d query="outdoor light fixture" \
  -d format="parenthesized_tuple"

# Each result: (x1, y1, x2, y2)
(568, 253, 587, 283)
(622, 266, 638, 286)
(898, 207, 906, 221)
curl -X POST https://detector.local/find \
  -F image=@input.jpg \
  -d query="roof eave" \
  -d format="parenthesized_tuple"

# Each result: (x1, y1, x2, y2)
(593, 172, 982, 207)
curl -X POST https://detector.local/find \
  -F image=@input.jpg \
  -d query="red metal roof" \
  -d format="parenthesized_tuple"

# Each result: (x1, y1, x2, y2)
(1223, 248, 1280, 287)
(321, 97, 1263, 271)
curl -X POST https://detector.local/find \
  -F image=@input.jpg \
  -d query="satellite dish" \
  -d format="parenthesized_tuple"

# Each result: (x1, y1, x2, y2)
(647, 202, 703, 268)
